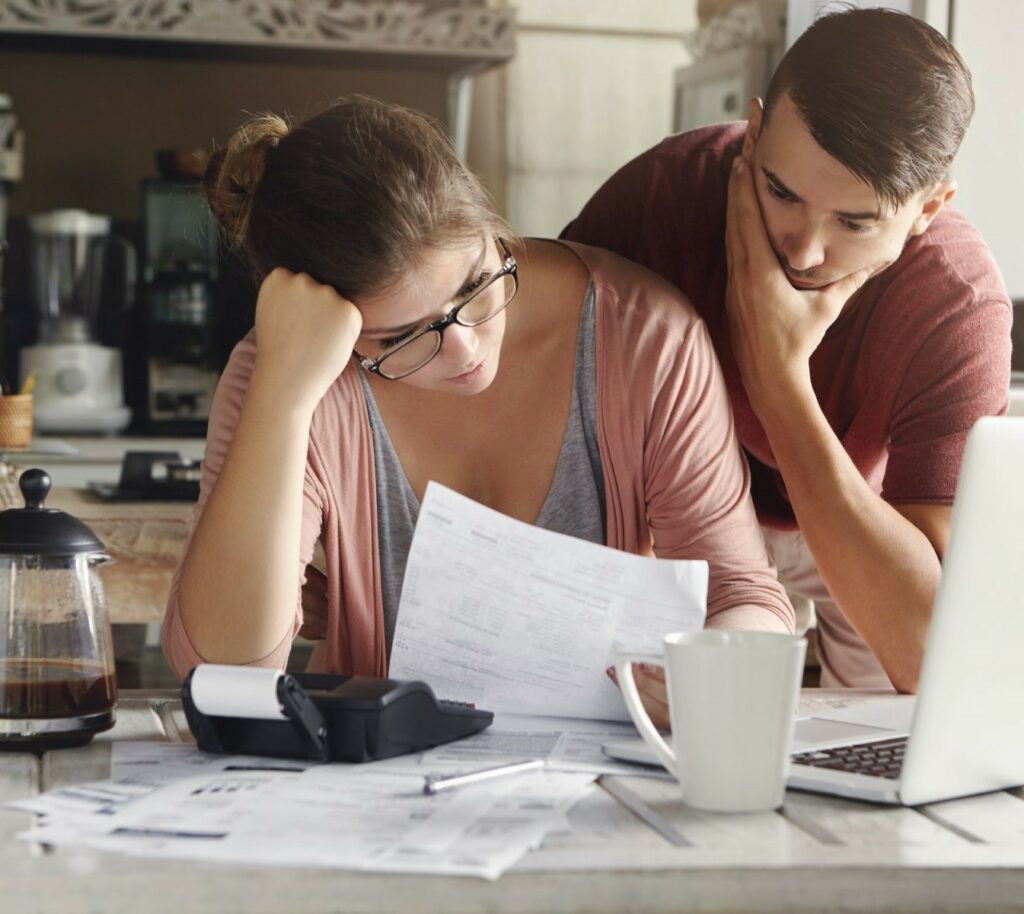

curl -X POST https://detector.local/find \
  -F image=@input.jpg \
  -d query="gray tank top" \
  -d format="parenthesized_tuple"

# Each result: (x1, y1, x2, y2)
(359, 284, 605, 658)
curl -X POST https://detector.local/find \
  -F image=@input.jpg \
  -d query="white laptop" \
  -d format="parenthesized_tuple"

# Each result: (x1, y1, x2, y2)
(606, 416, 1024, 806)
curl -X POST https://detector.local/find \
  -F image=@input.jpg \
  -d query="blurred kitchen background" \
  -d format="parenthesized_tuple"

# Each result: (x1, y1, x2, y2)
(0, 0, 1018, 686)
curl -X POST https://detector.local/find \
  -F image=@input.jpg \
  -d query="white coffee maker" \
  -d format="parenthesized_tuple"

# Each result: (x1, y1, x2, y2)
(19, 209, 133, 433)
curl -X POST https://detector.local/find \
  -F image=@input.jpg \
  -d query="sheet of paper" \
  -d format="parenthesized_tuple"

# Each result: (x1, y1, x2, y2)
(16, 763, 595, 880)
(7, 742, 320, 822)
(8, 780, 154, 819)
(375, 713, 666, 777)
(110, 741, 316, 787)
(367, 771, 595, 879)
(389, 482, 708, 722)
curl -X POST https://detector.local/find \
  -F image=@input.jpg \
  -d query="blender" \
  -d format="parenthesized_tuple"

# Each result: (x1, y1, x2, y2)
(19, 209, 134, 433)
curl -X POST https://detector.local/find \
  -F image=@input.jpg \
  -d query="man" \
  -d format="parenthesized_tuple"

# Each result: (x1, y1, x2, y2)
(566, 8, 1011, 692)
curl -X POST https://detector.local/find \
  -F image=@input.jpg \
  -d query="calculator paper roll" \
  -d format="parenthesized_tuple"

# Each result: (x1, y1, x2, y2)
(189, 664, 287, 720)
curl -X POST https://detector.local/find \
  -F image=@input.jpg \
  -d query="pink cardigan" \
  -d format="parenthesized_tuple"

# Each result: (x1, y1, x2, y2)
(163, 242, 793, 679)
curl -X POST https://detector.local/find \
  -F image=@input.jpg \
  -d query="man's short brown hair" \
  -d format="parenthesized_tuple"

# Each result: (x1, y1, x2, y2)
(763, 6, 974, 212)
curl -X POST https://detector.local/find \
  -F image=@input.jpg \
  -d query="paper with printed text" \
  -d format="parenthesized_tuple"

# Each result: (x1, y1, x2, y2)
(389, 482, 708, 721)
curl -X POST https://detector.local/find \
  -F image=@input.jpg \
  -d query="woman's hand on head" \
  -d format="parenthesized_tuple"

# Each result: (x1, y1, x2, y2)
(252, 267, 363, 409)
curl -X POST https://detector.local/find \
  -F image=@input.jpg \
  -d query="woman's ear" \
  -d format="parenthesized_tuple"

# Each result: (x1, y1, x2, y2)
(742, 97, 764, 159)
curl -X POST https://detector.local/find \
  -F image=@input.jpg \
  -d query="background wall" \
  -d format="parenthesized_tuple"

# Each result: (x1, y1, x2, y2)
(470, 0, 696, 238)
(949, 0, 1023, 300)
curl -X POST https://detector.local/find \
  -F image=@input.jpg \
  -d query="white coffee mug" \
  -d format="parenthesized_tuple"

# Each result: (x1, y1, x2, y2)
(616, 630, 806, 813)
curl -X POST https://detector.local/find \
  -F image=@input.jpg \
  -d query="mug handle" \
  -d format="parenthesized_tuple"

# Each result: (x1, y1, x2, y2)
(615, 652, 681, 780)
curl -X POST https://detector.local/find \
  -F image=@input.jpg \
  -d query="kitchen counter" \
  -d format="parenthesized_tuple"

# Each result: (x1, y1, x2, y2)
(0, 461, 195, 626)
(0, 435, 206, 489)
(46, 486, 194, 625)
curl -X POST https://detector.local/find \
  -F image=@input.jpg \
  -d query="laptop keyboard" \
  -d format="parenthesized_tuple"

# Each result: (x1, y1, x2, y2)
(792, 736, 908, 780)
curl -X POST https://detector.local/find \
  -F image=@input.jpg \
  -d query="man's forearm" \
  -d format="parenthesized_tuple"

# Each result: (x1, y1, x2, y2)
(755, 377, 941, 692)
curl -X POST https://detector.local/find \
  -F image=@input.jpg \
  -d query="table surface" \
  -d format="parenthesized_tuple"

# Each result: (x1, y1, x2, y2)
(3, 690, 1024, 914)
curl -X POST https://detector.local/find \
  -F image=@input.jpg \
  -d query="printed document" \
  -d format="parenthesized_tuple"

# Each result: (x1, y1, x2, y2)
(389, 482, 708, 722)
(14, 755, 595, 880)
(376, 713, 667, 777)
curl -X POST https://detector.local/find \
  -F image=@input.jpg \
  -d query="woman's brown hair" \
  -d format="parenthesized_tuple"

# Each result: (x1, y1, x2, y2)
(204, 95, 510, 298)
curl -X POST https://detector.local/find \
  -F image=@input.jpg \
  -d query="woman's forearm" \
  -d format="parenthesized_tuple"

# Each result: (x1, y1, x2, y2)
(177, 371, 318, 664)
(706, 605, 792, 633)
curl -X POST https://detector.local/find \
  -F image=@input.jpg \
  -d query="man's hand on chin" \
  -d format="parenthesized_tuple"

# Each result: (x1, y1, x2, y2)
(724, 156, 879, 415)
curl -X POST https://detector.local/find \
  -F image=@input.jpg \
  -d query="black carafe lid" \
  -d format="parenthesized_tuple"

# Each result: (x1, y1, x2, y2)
(0, 469, 105, 555)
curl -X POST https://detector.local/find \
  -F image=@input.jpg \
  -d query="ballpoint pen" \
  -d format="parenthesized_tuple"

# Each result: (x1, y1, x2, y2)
(422, 759, 545, 795)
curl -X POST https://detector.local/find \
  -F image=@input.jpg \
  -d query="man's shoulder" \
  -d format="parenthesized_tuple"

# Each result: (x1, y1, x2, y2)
(654, 120, 746, 161)
(564, 123, 742, 297)
(844, 207, 1012, 383)
(884, 207, 1010, 310)
(632, 121, 745, 191)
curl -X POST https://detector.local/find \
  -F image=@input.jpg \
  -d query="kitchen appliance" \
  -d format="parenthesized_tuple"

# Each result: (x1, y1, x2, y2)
(19, 209, 134, 433)
(88, 449, 201, 502)
(0, 468, 117, 751)
(0, 94, 23, 361)
(0, 95, 23, 297)
(140, 178, 220, 433)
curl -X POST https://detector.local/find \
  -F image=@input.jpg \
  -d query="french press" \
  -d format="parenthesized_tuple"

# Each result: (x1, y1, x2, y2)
(0, 469, 117, 750)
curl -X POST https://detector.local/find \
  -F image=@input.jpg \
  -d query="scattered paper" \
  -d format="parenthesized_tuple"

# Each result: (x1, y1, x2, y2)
(13, 755, 595, 880)
(375, 714, 666, 778)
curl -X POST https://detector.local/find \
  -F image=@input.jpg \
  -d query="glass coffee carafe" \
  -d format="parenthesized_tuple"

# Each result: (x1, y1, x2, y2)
(0, 469, 117, 750)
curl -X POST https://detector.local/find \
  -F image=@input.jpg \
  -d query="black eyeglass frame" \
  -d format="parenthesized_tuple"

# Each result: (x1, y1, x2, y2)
(358, 237, 518, 381)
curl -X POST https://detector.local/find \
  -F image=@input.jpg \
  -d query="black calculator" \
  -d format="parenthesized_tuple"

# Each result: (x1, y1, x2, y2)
(182, 670, 494, 763)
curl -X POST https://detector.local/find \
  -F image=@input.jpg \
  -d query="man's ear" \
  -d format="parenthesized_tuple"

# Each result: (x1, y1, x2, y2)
(742, 97, 764, 158)
(910, 179, 957, 237)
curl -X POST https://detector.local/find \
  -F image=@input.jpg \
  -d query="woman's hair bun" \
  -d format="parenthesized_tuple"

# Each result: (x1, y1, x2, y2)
(203, 113, 290, 247)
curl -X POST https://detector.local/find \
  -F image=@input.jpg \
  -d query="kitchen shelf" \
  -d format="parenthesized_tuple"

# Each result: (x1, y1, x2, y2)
(0, 0, 514, 68)
(0, 0, 516, 155)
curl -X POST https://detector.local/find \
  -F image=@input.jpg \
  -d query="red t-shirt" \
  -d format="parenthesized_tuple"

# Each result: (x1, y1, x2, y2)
(563, 122, 1013, 529)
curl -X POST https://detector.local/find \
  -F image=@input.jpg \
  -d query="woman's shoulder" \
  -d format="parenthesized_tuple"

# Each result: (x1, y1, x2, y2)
(558, 240, 705, 344)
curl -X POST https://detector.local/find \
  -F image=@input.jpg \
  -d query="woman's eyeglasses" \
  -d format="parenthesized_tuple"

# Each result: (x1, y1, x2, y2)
(358, 238, 518, 381)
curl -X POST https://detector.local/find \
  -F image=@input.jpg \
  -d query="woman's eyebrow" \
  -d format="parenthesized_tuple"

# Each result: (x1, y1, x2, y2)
(361, 242, 489, 336)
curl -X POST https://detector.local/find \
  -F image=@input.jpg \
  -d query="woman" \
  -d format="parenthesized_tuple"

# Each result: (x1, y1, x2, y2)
(162, 96, 794, 726)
